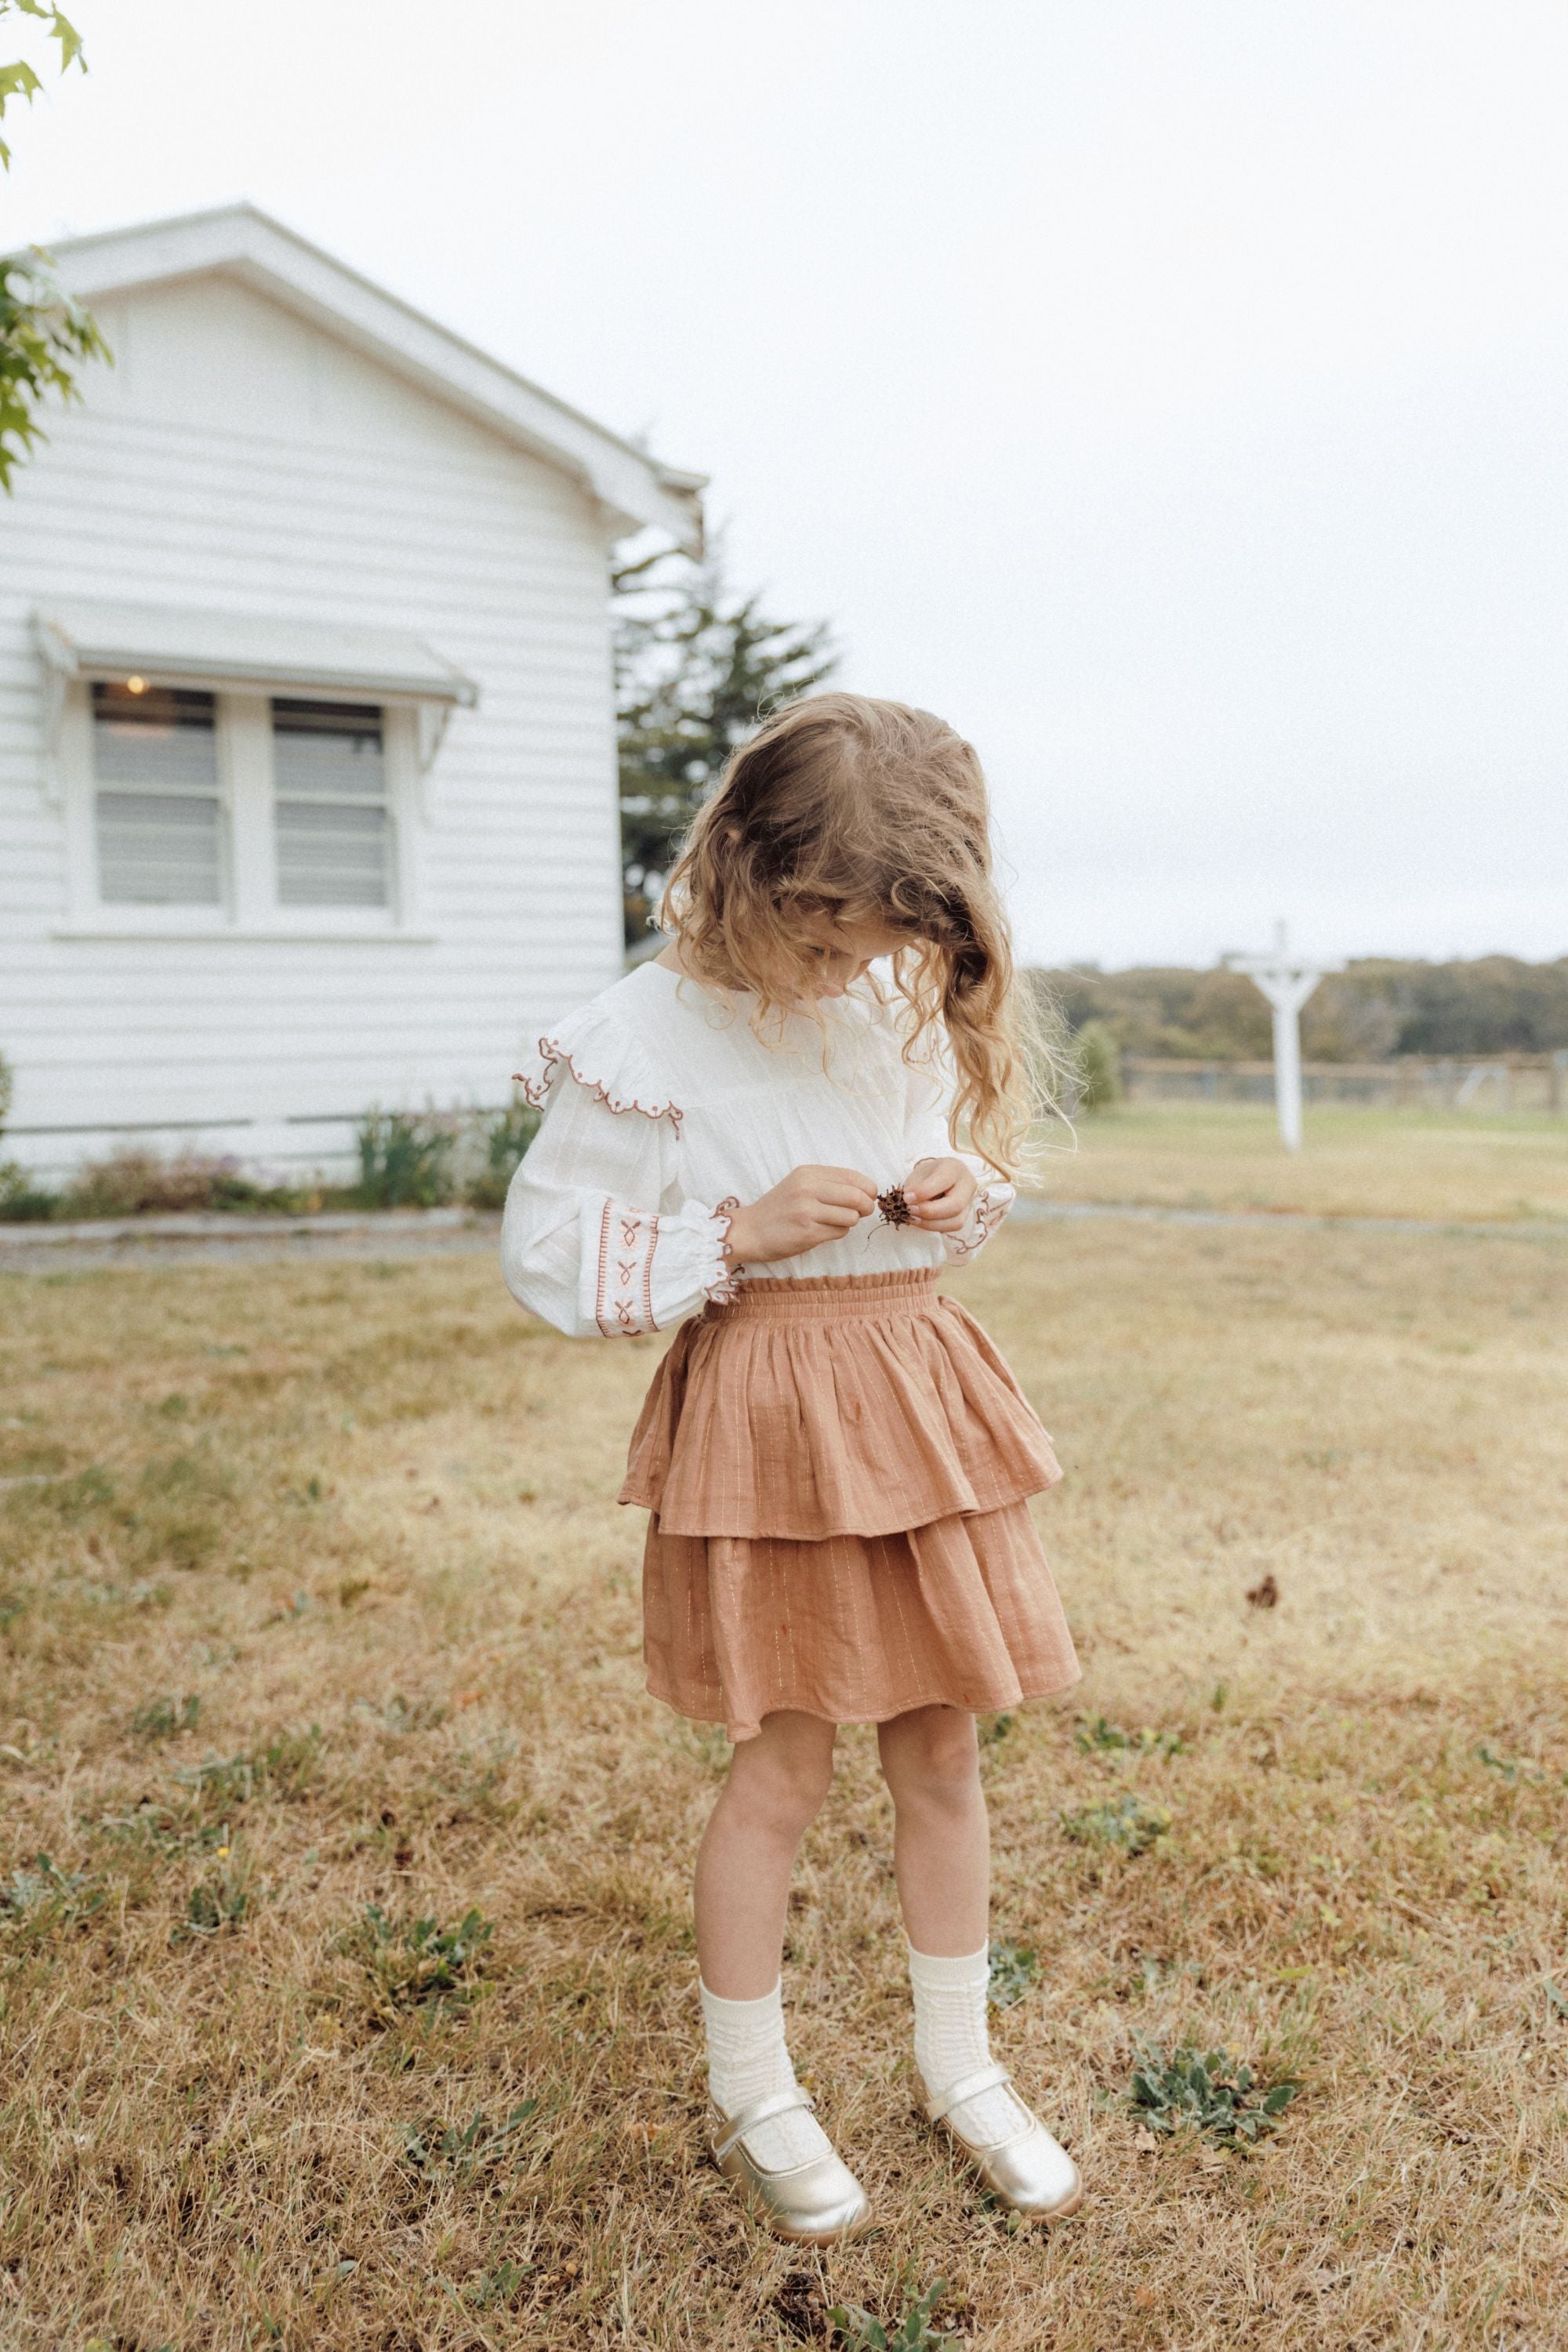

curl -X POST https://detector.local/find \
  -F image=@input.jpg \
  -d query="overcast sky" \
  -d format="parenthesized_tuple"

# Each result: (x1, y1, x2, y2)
(11, 1, 1568, 968)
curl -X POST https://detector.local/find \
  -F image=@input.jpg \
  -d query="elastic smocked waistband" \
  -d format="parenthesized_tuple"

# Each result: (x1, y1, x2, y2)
(702, 1267, 942, 1324)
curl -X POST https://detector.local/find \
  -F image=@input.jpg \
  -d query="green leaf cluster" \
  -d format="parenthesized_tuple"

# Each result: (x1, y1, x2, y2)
(1, 5, 108, 491)
(1076, 1713, 1185, 1759)
(0, 1849, 103, 1930)
(1060, 1790, 1172, 1854)
(1472, 1742, 1557, 1788)
(131, 1691, 202, 1740)
(827, 2279, 963, 2351)
(614, 546, 836, 950)
(399, 2101, 538, 2182)
(174, 1725, 323, 1806)
(171, 1864, 254, 1944)
(986, 1936, 1038, 2009)
(1127, 2038, 1301, 2147)
(344, 1901, 495, 2011)
(0, 2, 84, 167)
(354, 1108, 457, 1210)
(462, 2258, 532, 2307)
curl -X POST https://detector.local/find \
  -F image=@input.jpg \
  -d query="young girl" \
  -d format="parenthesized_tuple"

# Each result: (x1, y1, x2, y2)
(501, 692, 1082, 2243)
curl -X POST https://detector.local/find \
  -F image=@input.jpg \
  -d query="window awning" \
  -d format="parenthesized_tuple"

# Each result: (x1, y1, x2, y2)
(35, 598, 479, 709)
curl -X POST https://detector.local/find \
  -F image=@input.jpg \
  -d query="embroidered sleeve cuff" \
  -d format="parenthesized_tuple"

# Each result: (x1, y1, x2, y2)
(579, 1194, 746, 1335)
(944, 1179, 1015, 1264)
(589, 1200, 664, 1336)
(702, 1196, 746, 1305)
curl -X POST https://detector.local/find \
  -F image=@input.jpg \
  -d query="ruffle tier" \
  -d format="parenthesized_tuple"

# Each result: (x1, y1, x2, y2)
(642, 1498, 1082, 1744)
(620, 1268, 1062, 1541)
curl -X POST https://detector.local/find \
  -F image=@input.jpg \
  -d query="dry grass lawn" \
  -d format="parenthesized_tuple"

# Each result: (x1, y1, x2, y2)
(1043, 1102, 1568, 1223)
(2, 1205, 1566, 2349)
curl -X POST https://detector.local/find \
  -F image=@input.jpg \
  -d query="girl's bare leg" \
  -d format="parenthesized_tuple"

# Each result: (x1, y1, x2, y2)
(694, 1708, 839, 1999)
(877, 1702, 1083, 2212)
(876, 1704, 989, 1954)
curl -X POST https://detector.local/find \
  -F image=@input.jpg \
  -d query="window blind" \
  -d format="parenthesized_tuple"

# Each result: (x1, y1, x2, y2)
(93, 684, 222, 905)
(271, 699, 390, 908)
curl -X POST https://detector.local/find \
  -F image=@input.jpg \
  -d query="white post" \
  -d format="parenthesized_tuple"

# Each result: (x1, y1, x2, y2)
(1222, 923, 1342, 1153)
(1270, 989, 1303, 1151)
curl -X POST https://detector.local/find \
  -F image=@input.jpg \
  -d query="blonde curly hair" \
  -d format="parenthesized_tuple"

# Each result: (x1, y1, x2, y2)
(659, 691, 1052, 1178)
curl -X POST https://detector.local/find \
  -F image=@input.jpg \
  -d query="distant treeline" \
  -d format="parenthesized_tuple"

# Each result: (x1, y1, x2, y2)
(1032, 956, 1568, 1062)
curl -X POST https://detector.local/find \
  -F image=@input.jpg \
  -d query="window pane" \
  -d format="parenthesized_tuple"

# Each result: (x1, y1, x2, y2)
(272, 699, 384, 797)
(275, 798, 390, 908)
(93, 683, 218, 787)
(96, 791, 223, 906)
(93, 686, 221, 904)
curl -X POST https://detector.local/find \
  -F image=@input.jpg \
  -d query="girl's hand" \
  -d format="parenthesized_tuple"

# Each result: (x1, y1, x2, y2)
(903, 1156, 978, 1233)
(725, 1165, 878, 1265)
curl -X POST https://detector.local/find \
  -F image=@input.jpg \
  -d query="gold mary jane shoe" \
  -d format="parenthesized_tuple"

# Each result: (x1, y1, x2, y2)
(925, 2061, 1083, 2220)
(710, 2086, 873, 2245)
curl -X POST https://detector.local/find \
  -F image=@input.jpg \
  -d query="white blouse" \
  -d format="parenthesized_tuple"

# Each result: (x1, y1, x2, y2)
(499, 960, 1014, 1339)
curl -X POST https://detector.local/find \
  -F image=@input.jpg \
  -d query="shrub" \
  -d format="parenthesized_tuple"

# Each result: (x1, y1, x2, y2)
(0, 1166, 60, 1221)
(354, 1109, 457, 1209)
(58, 1150, 314, 1220)
(1072, 1018, 1122, 1110)
(462, 1097, 539, 1210)
(2, 1098, 533, 1224)
(353, 1100, 538, 1211)
(0, 1051, 61, 1221)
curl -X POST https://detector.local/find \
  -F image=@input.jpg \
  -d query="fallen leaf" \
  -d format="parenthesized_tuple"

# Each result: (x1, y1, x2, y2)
(1133, 2127, 1161, 2153)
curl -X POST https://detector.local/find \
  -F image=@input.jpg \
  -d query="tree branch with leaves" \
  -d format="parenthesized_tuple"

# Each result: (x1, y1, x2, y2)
(614, 544, 837, 950)
(1, 1, 107, 491)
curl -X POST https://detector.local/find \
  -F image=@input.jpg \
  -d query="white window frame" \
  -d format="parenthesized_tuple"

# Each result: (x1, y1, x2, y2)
(53, 680, 429, 942)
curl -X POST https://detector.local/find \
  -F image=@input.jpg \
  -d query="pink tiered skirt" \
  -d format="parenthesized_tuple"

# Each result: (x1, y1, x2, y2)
(623, 1269, 1080, 1743)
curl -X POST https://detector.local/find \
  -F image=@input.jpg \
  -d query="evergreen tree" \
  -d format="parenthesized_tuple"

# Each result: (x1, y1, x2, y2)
(614, 545, 836, 951)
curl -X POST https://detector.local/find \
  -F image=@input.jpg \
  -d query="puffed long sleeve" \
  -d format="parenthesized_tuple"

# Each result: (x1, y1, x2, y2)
(902, 1044, 1016, 1265)
(500, 1055, 739, 1338)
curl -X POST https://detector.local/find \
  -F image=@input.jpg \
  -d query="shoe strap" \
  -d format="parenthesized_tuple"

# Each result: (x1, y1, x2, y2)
(712, 2084, 816, 2163)
(925, 2060, 1013, 2125)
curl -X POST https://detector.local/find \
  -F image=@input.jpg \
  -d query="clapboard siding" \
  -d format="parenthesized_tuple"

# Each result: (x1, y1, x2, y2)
(0, 270, 633, 1170)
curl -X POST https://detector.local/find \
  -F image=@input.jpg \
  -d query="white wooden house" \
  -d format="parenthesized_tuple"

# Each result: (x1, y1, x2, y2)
(0, 203, 702, 1180)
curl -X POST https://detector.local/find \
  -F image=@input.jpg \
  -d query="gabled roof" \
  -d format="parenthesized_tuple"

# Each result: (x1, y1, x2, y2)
(49, 201, 705, 551)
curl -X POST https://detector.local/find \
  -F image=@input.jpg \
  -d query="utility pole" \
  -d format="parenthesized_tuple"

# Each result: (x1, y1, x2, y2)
(1223, 922, 1342, 1152)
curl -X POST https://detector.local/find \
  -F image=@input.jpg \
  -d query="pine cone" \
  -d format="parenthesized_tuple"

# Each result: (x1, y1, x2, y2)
(876, 1185, 913, 1228)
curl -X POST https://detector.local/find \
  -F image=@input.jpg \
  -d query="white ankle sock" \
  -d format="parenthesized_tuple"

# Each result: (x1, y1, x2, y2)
(699, 1976, 834, 2171)
(906, 1938, 1029, 2143)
